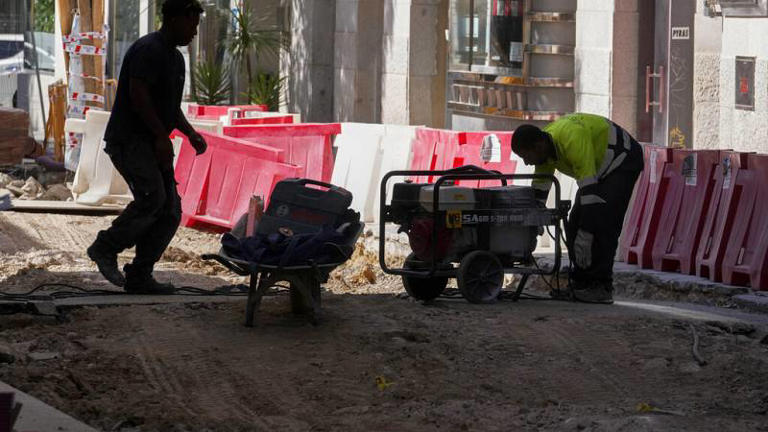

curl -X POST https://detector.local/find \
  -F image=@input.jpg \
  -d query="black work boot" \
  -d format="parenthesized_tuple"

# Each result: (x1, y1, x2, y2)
(87, 242, 125, 287)
(123, 264, 176, 295)
(572, 280, 614, 305)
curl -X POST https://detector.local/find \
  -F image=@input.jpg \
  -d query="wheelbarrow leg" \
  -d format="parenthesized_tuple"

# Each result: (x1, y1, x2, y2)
(289, 271, 321, 325)
(245, 272, 268, 327)
(307, 277, 322, 326)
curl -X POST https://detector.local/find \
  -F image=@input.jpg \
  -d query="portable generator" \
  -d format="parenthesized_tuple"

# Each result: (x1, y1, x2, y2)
(380, 165, 570, 303)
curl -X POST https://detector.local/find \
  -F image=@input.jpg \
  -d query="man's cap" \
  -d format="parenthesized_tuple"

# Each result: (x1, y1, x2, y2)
(161, 0, 204, 18)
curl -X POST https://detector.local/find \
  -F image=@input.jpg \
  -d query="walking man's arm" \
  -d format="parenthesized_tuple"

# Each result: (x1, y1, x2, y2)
(176, 108, 207, 155)
(129, 77, 175, 168)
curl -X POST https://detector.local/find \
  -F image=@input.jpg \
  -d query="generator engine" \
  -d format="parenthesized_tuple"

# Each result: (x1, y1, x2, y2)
(389, 180, 540, 264)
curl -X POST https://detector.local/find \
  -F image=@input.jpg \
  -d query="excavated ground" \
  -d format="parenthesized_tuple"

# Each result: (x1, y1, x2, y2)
(0, 212, 766, 431)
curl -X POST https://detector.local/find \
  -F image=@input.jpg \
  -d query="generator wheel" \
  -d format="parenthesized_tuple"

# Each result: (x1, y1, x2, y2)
(402, 253, 448, 301)
(457, 251, 504, 304)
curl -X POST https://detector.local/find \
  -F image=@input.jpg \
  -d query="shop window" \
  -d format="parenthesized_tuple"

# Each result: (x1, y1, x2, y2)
(719, 0, 768, 17)
(449, 0, 523, 73)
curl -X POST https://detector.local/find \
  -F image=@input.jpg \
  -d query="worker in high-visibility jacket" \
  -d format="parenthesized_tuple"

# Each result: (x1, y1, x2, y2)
(511, 113, 644, 304)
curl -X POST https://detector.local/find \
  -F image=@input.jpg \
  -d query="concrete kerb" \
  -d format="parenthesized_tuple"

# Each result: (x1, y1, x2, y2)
(0, 381, 99, 432)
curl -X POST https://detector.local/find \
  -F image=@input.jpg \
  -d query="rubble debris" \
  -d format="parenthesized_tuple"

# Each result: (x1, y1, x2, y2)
(19, 177, 45, 200)
(40, 184, 73, 201)
(5, 180, 24, 197)
(0, 174, 74, 201)
(0, 173, 13, 188)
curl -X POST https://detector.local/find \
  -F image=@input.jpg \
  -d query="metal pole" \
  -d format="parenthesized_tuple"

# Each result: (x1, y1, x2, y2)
(29, 0, 47, 144)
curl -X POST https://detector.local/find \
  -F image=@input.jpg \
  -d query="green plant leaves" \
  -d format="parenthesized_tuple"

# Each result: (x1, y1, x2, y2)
(244, 72, 285, 111)
(192, 60, 230, 105)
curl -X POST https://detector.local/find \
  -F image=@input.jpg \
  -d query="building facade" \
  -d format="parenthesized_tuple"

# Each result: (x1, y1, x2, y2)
(283, 0, 768, 153)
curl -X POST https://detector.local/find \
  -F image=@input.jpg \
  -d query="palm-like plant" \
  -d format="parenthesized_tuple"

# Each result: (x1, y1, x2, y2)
(192, 60, 230, 105)
(227, 1, 286, 88)
(245, 72, 285, 111)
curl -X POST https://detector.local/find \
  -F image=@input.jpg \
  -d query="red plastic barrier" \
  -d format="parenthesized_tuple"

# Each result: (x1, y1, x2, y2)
(172, 129, 284, 200)
(171, 129, 290, 230)
(620, 145, 672, 268)
(460, 132, 519, 187)
(721, 153, 768, 290)
(408, 128, 465, 183)
(650, 149, 721, 274)
(230, 115, 294, 126)
(223, 123, 341, 183)
(695, 152, 751, 282)
(186, 104, 267, 120)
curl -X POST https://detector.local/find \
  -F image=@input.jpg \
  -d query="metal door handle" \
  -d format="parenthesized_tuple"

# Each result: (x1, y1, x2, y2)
(645, 65, 664, 113)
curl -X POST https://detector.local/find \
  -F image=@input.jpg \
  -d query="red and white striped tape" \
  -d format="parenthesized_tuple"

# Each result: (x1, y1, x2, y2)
(70, 92, 105, 103)
(64, 43, 106, 56)
(62, 30, 107, 43)
(67, 132, 82, 148)
(67, 105, 91, 116)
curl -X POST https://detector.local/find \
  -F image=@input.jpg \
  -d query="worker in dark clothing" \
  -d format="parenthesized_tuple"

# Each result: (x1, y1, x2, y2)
(87, 0, 206, 294)
(511, 113, 644, 304)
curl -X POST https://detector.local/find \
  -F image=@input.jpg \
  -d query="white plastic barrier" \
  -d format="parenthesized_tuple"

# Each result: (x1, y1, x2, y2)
(189, 119, 222, 134)
(224, 107, 302, 125)
(332, 123, 385, 222)
(372, 124, 416, 223)
(331, 123, 416, 223)
(535, 171, 578, 251)
(68, 110, 132, 206)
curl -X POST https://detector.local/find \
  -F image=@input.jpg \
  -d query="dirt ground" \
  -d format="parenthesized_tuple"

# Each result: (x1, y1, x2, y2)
(0, 212, 767, 431)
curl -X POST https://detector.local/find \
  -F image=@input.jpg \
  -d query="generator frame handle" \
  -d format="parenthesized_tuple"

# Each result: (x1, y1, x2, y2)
(378, 171, 563, 280)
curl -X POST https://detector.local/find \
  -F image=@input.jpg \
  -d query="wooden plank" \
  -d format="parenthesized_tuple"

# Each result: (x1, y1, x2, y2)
(92, 0, 104, 87)
(56, 0, 75, 71)
(76, 0, 103, 106)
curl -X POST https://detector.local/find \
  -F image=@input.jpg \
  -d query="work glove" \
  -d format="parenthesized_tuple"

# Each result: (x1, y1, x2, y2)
(573, 229, 594, 269)
(189, 131, 208, 155)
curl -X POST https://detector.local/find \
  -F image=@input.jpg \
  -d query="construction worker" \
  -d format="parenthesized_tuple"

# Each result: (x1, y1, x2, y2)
(87, 0, 206, 294)
(510, 113, 644, 304)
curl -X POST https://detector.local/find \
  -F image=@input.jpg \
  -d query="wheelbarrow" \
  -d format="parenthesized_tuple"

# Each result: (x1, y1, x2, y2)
(202, 222, 364, 326)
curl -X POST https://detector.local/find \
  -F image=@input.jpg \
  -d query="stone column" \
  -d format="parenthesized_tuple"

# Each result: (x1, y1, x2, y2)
(611, 0, 639, 136)
(575, 0, 613, 117)
(287, 0, 336, 122)
(334, 0, 384, 122)
(381, 0, 447, 126)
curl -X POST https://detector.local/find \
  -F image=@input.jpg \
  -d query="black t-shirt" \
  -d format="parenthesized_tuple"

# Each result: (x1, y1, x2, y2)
(104, 31, 185, 143)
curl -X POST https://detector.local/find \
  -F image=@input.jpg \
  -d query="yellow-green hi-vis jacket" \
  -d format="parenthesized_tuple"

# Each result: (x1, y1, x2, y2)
(532, 113, 635, 200)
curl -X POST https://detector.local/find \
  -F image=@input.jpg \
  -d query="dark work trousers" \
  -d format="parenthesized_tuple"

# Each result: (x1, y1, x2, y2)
(566, 140, 644, 285)
(94, 137, 181, 279)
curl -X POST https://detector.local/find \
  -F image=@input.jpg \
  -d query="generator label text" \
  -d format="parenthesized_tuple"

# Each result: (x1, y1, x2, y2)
(461, 213, 523, 225)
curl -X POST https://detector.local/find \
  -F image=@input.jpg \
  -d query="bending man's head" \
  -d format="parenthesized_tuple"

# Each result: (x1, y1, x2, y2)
(510, 124, 553, 166)
(161, 0, 204, 46)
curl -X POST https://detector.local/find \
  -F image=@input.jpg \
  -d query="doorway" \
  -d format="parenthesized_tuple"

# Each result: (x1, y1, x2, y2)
(635, 0, 695, 148)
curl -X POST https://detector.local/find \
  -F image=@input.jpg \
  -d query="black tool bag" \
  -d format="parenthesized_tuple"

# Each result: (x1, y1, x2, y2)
(258, 179, 353, 235)
(222, 179, 360, 266)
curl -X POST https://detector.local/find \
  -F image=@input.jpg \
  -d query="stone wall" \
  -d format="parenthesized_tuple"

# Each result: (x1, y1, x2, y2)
(575, 0, 613, 117)
(717, 16, 768, 153)
(692, 2, 721, 150)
